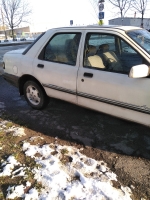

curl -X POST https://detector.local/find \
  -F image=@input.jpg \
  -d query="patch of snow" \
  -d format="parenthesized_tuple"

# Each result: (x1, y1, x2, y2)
(0, 156, 20, 176)
(24, 188, 39, 200)
(0, 120, 26, 137)
(7, 185, 25, 199)
(0, 120, 8, 127)
(30, 136, 44, 141)
(12, 127, 26, 137)
(0, 140, 132, 199)
(22, 143, 132, 200)
(26, 181, 31, 187)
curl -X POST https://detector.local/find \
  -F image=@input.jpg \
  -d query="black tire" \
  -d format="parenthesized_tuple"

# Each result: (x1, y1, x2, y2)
(23, 80, 49, 109)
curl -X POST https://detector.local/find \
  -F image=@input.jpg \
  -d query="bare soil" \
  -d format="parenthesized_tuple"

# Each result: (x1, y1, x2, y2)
(0, 97, 150, 200)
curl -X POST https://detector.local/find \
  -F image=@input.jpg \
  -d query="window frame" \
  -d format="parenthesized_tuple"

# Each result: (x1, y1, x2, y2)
(38, 32, 82, 66)
(83, 32, 147, 75)
(83, 32, 119, 72)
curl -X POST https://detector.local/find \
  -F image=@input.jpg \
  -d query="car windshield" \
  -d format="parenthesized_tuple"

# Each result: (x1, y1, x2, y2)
(127, 29, 150, 54)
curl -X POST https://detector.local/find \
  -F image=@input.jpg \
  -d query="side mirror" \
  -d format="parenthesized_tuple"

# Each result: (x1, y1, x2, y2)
(129, 64, 149, 78)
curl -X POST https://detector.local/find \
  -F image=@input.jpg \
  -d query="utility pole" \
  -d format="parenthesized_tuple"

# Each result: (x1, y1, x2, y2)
(1, 8, 7, 39)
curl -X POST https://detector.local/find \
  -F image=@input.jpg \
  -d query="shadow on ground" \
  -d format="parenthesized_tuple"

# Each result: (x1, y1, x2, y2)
(1, 75, 150, 200)
(0, 75, 150, 160)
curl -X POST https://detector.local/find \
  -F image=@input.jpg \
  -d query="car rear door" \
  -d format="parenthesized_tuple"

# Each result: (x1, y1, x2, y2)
(77, 30, 150, 125)
(33, 31, 82, 104)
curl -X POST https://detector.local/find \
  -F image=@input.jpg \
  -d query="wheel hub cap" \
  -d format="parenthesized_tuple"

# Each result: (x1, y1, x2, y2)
(26, 85, 41, 105)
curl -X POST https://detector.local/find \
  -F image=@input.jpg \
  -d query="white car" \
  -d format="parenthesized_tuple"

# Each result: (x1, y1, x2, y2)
(2, 25, 150, 127)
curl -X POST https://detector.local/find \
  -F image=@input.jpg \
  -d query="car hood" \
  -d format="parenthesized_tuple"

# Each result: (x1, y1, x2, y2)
(5, 48, 26, 54)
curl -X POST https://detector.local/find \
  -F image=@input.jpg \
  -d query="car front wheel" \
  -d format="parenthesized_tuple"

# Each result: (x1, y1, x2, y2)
(24, 81, 48, 109)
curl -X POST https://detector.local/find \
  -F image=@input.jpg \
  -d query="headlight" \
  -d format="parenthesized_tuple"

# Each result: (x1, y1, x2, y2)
(2, 62, 5, 69)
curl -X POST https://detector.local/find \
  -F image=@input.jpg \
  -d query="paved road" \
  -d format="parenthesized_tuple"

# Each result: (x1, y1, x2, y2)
(0, 44, 150, 199)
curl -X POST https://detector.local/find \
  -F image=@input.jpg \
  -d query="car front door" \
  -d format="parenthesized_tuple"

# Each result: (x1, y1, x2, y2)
(33, 32, 81, 104)
(77, 31, 150, 125)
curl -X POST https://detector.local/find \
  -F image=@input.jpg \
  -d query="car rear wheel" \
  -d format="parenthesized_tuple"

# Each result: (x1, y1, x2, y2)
(24, 81, 48, 109)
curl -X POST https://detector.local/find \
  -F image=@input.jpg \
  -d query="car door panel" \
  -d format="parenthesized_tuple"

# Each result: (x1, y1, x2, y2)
(32, 32, 82, 104)
(33, 59, 78, 104)
(78, 67, 150, 112)
(77, 31, 150, 124)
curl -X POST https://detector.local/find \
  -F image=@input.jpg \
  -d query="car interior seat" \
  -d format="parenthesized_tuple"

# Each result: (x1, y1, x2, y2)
(70, 34, 81, 65)
(99, 44, 123, 71)
(65, 39, 74, 64)
(65, 35, 81, 65)
(85, 45, 105, 69)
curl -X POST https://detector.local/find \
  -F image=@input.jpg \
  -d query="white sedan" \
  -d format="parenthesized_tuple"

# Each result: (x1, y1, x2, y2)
(2, 25, 150, 127)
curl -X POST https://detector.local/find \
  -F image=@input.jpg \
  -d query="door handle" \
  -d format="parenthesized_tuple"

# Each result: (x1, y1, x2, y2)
(37, 64, 44, 68)
(84, 72, 93, 78)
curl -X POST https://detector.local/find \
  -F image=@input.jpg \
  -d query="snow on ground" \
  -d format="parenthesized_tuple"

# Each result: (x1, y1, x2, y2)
(0, 38, 34, 43)
(0, 120, 132, 200)
(0, 120, 26, 137)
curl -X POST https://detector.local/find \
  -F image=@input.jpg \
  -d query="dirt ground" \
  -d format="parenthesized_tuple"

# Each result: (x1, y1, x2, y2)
(12, 123, 150, 200)
(21, 126, 150, 200)
(0, 94, 150, 200)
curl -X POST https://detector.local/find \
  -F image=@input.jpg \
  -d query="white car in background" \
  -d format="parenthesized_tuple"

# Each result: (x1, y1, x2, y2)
(2, 25, 150, 127)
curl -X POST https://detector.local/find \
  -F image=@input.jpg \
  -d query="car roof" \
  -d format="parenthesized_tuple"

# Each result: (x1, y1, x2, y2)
(47, 25, 142, 32)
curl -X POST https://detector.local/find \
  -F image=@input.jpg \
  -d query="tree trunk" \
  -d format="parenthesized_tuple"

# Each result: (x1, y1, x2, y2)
(1, 8, 7, 39)
(121, 10, 123, 25)
(121, 10, 123, 18)
(4, 30, 7, 40)
(11, 27, 14, 40)
(141, 10, 144, 28)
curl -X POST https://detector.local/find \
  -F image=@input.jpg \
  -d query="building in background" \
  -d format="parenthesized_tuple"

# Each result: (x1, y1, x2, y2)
(0, 26, 42, 39)
(109, 17, 150, 30)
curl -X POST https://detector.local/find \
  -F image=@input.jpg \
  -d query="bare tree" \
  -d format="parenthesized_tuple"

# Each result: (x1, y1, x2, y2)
(131, 0, 148, 27)
(89, 0, 132, 24)
(108, 0, 132, 18)
(1, 8, 7, 39)
(1, 0, 31, 40)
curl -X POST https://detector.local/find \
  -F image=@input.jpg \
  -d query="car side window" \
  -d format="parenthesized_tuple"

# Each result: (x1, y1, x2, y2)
(119, 39, 144, 73)
(83, 33, 147, 74)
(43, 33, 81, 65)
(83, 33, 123, 72)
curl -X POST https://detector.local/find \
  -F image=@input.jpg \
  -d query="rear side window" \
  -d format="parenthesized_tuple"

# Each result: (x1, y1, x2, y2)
(39, 32, 81, 66)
